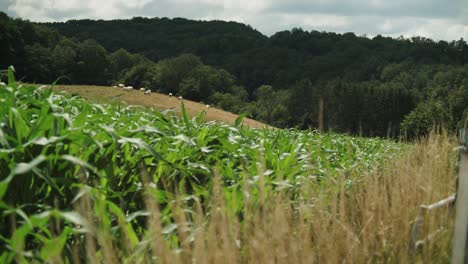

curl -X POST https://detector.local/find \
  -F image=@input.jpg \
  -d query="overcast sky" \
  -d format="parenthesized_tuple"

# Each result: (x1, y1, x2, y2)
(1, 0, 467, 41)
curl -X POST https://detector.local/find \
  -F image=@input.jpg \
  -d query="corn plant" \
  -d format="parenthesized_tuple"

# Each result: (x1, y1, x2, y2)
(0, 67, 404, 262)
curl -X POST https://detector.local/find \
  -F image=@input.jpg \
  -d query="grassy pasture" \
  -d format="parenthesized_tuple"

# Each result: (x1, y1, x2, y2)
(49, 84, 268, 129)
(0, 70, 457, 263)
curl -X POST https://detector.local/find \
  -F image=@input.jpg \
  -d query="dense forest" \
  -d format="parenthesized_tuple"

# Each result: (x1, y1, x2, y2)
(1, 12, 467, 136)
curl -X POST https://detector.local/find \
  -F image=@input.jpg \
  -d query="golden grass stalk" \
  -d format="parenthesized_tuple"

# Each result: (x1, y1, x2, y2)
(73, 132, 457, 263)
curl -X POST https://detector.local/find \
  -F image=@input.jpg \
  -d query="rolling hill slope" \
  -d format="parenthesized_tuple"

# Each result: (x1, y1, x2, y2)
(51, 84, 268, 128)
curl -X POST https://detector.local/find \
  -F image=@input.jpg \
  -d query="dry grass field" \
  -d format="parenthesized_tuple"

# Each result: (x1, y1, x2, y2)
(50, 85, 268, 128)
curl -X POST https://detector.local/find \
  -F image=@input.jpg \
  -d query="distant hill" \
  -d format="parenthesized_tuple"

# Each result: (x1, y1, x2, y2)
(42, 17, 468, 92)
(2, 12, 466, 136)
(42, 17, 267, 64)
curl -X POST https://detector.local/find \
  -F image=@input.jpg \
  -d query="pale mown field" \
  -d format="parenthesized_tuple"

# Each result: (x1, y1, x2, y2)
(52, 84, 268, 129)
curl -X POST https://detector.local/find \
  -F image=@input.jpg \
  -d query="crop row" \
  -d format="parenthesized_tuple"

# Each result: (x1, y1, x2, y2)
(0, 68, 401, 262)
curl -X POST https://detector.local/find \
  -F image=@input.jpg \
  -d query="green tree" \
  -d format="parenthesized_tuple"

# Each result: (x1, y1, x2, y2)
(107, 48, 148, 80)
(254, 85, 281, 124)
(0, 13, 26, 74)
(74, 39, 110, 84)
(51, 38, 79, 81)
(120, 63, 153, 88)
(156, 54, 202, 93)
(179, 65, 236, 101)
(286, 79, 316, 128)
(401, 100, 452, 136)
(24, 44, 53, 82)
(209, 86, 249, 113)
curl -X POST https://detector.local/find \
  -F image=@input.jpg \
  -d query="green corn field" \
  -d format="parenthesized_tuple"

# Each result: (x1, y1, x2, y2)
(0, 67, 457, 263)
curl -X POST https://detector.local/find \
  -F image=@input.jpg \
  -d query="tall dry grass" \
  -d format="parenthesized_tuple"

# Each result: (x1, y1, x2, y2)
(74, 133, 457, 263)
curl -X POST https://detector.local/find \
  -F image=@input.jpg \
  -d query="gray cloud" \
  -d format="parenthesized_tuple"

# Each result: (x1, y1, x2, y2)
(0, 0, 466, 41)
(267, 0, 461, 19)
(129, 0, 225, 20)
(0, 0, 14, 12)
(45, 7, 94, 21)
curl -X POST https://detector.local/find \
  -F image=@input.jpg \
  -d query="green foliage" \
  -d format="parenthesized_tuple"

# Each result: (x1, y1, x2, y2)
(155, 54, 202, 93)
(24, 44, 54, 82)
(120, 63, 152, 88)
(51, 38, 79, 81)
(401, 100, 453, 136)
(251, 85, 290, 126)
(2, 12, 467, 136)
(286, 79, 317, 128)
(209, 86, 249, 113)
(44, 16, 267, 64)
(397, 65, 468, 136)
(42, 17, 467, 90)
(75, 39, 111, 84)
(179, 65, 235, 101)
(108, 48, 144, 77)
(0, 74, 402, 261)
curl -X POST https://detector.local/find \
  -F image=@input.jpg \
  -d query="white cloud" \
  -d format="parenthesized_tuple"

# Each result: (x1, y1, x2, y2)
(401, 18, 468, 40)
(8, 0, 49, 21)
(190, 0, 268, 12)
(245, 13, 351, 36)
(1, 0, 467, 41)
(7, 0, 154, 21)
(290, 14, 350, 28)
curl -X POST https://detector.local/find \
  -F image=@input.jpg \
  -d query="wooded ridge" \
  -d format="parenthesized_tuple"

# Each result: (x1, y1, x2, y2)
(1, 12, 467, 136)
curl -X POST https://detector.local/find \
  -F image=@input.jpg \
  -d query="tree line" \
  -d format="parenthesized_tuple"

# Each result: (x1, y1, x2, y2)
(1, 12, 467, 137)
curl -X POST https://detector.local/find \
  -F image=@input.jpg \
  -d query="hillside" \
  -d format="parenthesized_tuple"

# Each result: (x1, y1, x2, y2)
(52, 85, 268, 128)
(2, 12, 467, 136)
(42, 17, 468, 91)
(39, 16, 468, 136)
(42, 17, 267, 65)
